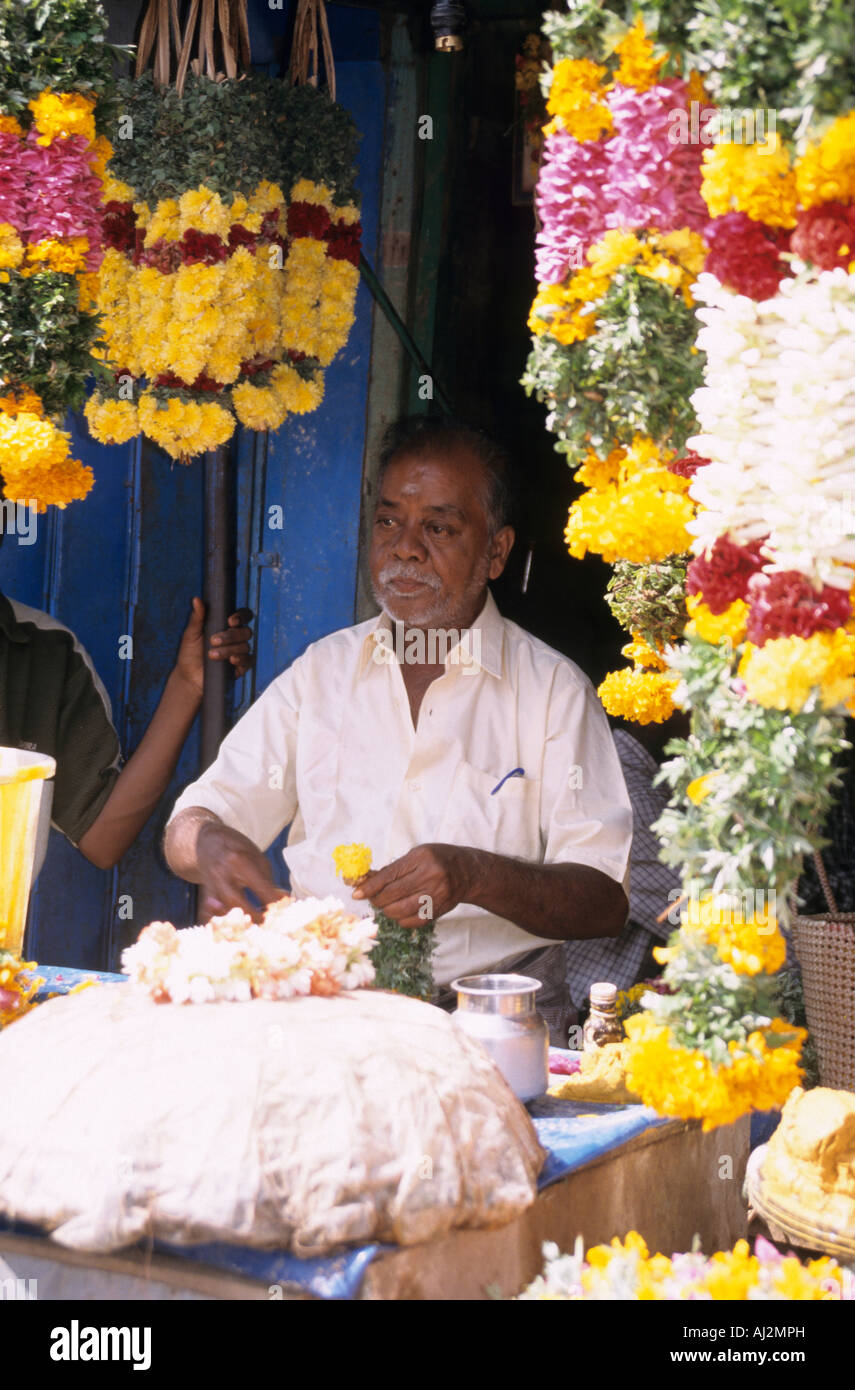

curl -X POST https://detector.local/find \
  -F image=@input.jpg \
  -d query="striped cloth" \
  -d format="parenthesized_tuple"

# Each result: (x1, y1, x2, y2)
(564, 728, 681, 1010)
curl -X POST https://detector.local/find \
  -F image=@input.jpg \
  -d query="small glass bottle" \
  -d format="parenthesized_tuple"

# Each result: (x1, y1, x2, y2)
(583, 981, 623, 1051)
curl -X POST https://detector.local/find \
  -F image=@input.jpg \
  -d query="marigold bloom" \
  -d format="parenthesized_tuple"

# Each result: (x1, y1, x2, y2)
(332, 843, 372, 882)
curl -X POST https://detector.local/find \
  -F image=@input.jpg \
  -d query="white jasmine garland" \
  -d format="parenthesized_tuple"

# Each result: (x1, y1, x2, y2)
(687, 267, 855, 592)
(122, 895, 378, 1003)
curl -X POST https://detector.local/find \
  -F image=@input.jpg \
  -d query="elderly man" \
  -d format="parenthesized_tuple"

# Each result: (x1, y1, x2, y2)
(164, 416, 632, 1041)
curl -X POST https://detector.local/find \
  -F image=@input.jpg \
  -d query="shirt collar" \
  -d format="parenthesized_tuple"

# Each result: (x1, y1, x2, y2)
(359, 589, 505, 679)
(0, 591, 29, 644)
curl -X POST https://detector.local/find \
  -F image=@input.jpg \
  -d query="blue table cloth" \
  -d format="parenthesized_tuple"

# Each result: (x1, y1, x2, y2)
(9, 967, 672, 1299)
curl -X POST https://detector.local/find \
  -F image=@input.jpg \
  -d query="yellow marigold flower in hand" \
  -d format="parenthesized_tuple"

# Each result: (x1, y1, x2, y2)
(686, 594, 748, 645)
(0, 114, 23, 136)
(612, 17, 665, 92)
(29, 90, 96, 145)
(332, 843, 372, 883)
(598, 668, 678, 724)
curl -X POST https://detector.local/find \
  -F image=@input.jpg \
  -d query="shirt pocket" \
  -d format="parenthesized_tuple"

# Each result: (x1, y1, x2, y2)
(437, 759, 542, 861)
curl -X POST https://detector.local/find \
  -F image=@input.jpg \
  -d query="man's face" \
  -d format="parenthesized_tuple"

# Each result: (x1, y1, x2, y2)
(369, 447, 514, 630)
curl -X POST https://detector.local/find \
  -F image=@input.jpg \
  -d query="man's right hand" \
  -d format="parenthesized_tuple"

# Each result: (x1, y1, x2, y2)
(195, 820, 285, 919)
(196, 822, 285, 922)
(165, 809, 286, 920)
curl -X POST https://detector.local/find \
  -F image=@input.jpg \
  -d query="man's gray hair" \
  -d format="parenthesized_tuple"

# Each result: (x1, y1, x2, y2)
(376, 415, 516, 534)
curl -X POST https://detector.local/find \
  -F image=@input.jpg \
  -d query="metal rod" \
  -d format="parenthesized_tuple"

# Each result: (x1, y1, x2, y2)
(201, 443, 232, 769)
(358, 252, 453, 414)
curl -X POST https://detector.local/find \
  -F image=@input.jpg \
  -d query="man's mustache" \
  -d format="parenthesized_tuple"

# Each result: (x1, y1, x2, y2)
(377, 563, 442, 591)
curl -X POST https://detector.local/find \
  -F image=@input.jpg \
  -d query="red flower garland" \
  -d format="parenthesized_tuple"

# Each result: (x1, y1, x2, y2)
(705, 212, 791, 301)
(687, 535, 767, 613)
(746, 571, 853, 645)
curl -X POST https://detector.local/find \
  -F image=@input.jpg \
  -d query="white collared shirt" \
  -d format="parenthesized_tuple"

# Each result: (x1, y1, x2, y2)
(169, 592, 633, 984)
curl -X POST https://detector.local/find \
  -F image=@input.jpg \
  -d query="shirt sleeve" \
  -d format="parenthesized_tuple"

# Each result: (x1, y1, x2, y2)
(52, 645, 122, 845)
(540, 667, 633, 890)
(168, 661, 302, 851)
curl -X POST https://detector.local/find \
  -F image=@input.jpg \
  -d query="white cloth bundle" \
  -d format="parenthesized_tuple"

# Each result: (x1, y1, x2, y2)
(0, 985, 544, 1255)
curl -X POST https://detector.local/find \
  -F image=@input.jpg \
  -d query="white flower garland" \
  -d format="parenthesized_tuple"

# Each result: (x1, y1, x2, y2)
(688, 266, 855, 592)
(122, 897, 377, 1005)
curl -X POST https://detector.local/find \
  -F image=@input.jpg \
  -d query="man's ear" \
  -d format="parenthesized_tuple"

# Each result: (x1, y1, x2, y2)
(488, 526, 515, 581)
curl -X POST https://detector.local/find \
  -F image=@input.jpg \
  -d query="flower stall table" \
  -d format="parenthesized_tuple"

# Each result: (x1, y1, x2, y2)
(0, 969, 750, 1301)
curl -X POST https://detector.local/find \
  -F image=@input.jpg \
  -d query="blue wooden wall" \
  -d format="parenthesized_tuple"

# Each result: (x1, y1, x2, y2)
(0, 4, 385, 969)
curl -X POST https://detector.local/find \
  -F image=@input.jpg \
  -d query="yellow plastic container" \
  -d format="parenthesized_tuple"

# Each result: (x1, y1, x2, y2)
(0, 748, 56, 956)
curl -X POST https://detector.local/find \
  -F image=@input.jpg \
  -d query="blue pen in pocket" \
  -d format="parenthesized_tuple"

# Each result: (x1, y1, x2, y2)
(490, 767, 525, 795)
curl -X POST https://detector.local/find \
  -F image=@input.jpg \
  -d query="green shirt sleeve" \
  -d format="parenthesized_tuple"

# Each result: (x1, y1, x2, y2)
(51, 643, 122, 845)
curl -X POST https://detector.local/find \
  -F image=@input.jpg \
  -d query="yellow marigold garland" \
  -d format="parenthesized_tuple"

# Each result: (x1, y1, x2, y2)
(795, 111, 855, 209)
(700, 134, 798, 227)
(0, 398, 93, 510)
(679, 895, 787, 977)
(87, 178, 360, 460)
(598, 668, 678, 723)
(624, 1013, 805, 1130)
(738, 629, 855, 713)
(612, 16, 666, 93)
(686, 593, 749, 645)
(545, 58, 613, 142)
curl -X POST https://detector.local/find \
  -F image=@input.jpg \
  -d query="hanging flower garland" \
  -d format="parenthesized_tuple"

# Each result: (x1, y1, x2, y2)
(522, 13, 715, 725)
(622, 108, 855, 1122)
(0, 0, 119, 509)
(85, 74, 362, 462)
(623, 895, 806, 1128)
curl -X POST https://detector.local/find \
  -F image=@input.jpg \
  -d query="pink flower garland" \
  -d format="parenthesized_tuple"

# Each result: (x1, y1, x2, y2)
(535, 130, 611, 283)
(0, 129, 104, 268)
(606, 79, 710, 235)
(535, 79, 711, 284)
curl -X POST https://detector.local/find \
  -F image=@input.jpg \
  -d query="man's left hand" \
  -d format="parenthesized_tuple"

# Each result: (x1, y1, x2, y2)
(353, 843, 476, 927)
(175, 597, 254, 697)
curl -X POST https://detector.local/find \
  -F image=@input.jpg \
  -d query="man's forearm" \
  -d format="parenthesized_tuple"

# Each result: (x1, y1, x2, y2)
(464, 849, 628, 942)
(77, 671, 202, 870)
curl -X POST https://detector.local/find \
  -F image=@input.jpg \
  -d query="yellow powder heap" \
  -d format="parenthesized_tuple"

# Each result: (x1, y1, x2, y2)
(550, 1043, 641, 1106)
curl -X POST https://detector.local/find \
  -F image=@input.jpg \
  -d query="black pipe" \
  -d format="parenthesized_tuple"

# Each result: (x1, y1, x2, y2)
(201, 443, 232, 769)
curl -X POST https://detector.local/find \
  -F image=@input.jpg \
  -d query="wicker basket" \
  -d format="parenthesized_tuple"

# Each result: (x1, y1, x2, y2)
(791, 854, 855, 1092)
